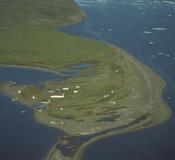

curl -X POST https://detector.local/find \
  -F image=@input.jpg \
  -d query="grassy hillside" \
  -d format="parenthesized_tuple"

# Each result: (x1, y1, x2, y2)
(0, 31, 116, 70)
(0, 0, 85, 31)
(0, 0, 115, 69)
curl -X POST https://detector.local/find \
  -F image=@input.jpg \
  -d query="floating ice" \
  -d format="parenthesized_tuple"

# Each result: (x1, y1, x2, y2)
(148, 42, 154, 45)
(144, 31, 152, 34)
(150, 54, 156, 58)
(157, 52, 165, 55)
(152, 27, 166, 31)
(166, 54, 170, 57)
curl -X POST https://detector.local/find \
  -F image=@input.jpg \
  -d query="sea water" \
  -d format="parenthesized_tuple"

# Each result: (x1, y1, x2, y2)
(60, 1, 175, 160)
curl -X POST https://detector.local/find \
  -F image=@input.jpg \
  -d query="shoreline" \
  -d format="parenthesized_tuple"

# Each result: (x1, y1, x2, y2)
(43, 46, 171, 160)
(0, 46, 171, 160)
(74, 55, 171, 160)
(74, 48, 172, 160)
(0, 40, 171, 160)
(0, 1, 172, 160)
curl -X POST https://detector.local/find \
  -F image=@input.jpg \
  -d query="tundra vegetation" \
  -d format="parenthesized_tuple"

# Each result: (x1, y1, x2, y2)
(0, 0, 171, 160)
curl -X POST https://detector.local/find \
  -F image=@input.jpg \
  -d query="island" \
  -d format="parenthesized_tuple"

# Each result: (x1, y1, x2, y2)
(0, 0, 171, 160)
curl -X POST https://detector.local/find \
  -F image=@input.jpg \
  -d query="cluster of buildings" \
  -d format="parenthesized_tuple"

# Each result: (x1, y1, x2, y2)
(17, 85, 81, 101)
(49, 85, 81, 99)
(15, 84, 81, 114)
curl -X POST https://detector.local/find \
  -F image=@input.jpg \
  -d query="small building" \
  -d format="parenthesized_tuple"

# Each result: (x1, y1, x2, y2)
(132, 88, 135, 92)
(18, 90, 21, 94)
(76, 85, 80, 89)
(63, 87, 69, 91)
(12, 98, 18, 102)
(115, 70, 119, 73)
(73, 90, 78, 94)
(41, 100, 50, 104)
(38, 109, 42, 112)
(50, 121, 57, 125)
(110, 101, 116, 105)
(60, 107, 64, 111)
(104, 94, 110, 98)
(51, 93, 64, 98)
(48, 90, 55, 93)
(32, 96, 36, 100)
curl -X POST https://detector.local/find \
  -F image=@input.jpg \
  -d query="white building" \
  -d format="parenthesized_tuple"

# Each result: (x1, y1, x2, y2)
(104, 94, 110, 98)
(63, 87, 69, 91)
(51, 93, 64, 98)
(18, 90, 21, 94)
(48, 90, 55, 93)
(50, 121, 57, 125)
(41, 100, 50, 104)
(76, 85, 80, 89)
(74, 90, 78, 94)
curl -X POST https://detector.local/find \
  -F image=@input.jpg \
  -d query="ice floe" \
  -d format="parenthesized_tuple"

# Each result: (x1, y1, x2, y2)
(148, 41, 154, 45)
(152, 27, 166, 31)
(144, 31, 152, 34)
(150, 54, 156, 58)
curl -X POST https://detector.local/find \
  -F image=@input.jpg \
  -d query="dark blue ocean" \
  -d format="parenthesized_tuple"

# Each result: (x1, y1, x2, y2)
(60, 0, 175, 160)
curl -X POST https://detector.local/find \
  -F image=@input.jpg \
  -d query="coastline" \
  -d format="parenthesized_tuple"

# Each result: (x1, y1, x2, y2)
(0, 1, 172, 160)
(0, 43, 171, 160)
(44, 46, 171, 160)
(74, 50, 172, 160)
